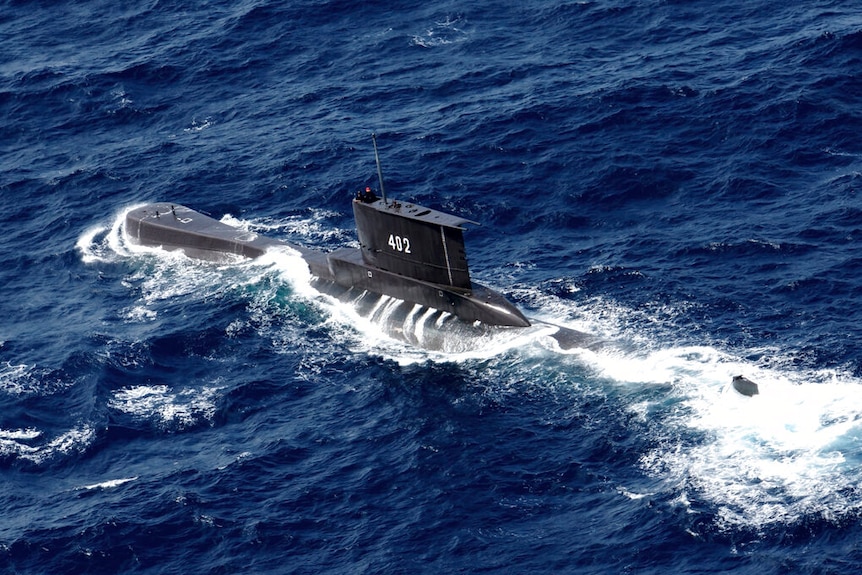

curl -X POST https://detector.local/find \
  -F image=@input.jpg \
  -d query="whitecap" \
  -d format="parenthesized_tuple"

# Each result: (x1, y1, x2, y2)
(0, 425, 95, 464)
(0, 362, 48, 396)
(0, 428, 41, 441)
(79, 476, 138, 490)
(109, 384, 221, 430)
(411, 15, 470, 48)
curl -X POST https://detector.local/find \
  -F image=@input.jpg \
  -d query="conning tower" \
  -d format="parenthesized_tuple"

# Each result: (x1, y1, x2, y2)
(353, 198, 476, 291)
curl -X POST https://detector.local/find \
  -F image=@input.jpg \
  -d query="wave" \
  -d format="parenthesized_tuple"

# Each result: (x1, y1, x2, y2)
(0, 424, 95, 466)
(78, 476, 138, 491)
(108, 384, 221, 432)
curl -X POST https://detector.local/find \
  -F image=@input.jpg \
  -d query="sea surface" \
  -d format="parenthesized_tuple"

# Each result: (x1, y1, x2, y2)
(2, 1, 862, 573)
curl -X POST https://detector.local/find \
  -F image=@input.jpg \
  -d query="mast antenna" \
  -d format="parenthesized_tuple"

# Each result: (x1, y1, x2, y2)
(372, 133, 388, 205)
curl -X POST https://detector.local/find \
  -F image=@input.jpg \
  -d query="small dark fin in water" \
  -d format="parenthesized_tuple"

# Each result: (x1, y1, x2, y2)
(529, 319, 602, 351)
(732, 375, 759, 397)
(551, 326, 602, 350)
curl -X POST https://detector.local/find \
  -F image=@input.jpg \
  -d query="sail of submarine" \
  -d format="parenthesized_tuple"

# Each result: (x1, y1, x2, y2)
(124, 139, 531, 328)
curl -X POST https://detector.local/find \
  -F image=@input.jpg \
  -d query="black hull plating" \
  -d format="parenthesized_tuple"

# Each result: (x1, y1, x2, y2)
(125, 203, 531, 328)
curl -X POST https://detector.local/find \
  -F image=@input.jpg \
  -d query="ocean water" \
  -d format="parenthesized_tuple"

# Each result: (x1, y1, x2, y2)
(3, 0, 862, 572)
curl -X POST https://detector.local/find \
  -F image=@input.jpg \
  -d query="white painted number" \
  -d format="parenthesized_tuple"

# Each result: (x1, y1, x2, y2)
(388, 234, 411, 254)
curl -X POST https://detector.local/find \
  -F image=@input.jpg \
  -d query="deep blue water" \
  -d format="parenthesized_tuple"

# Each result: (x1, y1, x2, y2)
(3, 1, 862, 573)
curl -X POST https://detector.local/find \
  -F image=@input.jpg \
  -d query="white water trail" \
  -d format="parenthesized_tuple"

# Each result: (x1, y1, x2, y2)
(562, 299, 862, 530)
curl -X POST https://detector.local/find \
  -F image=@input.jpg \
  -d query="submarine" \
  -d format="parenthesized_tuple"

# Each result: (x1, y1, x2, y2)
(123, 136, 603, 351)
(125, 196, 530, 328)
(124, 136, 538, 331)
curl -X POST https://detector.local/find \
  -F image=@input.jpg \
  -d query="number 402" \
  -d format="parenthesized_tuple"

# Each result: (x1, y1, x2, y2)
(388, 234, 411, 253)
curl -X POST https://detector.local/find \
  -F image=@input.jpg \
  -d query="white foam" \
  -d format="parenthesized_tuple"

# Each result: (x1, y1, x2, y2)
(183, 117, 212, 133)
(572, 335, 862, 529)
(122, 305, 157, 322)
(0, 428, 41, 441)
(221, 209, 351, 244)
(76, 223, 110, 264)
(411, 15, 470, 48)
(0, 425, 95, 464)
(0, 362, 37, 395)
(500, 281, 862, 530)
(253, 245, 317, 299)
(0, 362, 69, 397)
(77, 204, 148, 263)
(80, 476, 138, 490)
(109, 384, 221, 430)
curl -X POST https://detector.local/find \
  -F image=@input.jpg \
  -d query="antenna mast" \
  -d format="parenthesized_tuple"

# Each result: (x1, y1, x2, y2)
(372, 133, 388, 205)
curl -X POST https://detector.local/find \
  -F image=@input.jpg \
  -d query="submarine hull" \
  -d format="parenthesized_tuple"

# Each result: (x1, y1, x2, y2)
(124, 203, 287, 260)
(320, 247, 530, 327)
(125, 203, 531, 328)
